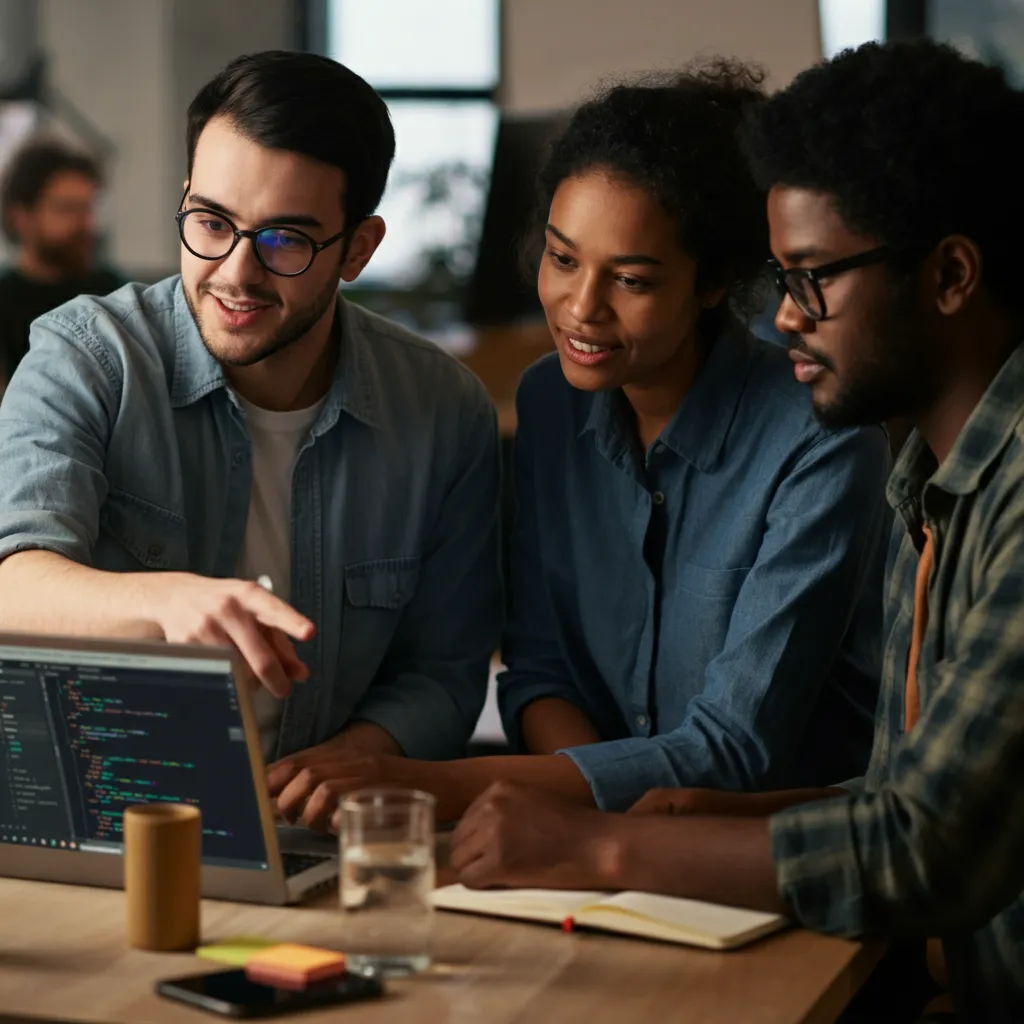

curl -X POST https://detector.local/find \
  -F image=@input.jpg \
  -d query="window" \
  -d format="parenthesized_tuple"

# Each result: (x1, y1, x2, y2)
(328, 0, 499, 91)
(818, 0, 886, 57)
(321, 0, 501, 328)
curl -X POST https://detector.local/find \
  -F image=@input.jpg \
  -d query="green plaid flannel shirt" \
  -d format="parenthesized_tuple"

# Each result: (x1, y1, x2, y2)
(770, 341, 1024, 1021)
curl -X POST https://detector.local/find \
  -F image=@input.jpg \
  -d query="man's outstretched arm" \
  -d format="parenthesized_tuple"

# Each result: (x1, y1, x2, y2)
(449, 782, 790, 914)
(0, 319, 314, 696)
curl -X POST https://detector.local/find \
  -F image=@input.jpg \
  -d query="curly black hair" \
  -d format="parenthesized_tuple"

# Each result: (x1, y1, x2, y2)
(526, 59, 770, 332)
(740, 39, 1024, 317)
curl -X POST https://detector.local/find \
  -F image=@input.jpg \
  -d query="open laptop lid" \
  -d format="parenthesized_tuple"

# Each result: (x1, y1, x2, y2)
(0, 632, 288, 903)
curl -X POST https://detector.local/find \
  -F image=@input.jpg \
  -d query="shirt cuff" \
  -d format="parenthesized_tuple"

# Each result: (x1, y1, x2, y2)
(0, 533, 87, 566)
(351, 692, 468, 762)
(561, 736, 676, 811)
(770, 794, 868, 938)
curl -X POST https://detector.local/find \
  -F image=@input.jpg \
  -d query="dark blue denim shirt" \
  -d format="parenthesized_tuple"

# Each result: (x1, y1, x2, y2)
(498, 321, 891, 810)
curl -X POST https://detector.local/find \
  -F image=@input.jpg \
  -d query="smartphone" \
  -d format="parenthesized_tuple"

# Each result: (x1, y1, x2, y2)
(155, 968, 383, 1018)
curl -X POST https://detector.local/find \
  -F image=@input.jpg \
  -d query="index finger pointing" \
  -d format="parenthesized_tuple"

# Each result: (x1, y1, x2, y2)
(245, 584, 316, 641)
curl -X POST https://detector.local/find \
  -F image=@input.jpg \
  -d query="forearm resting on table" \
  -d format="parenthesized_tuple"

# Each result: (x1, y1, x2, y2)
(425, 754, 595, 822)
(0, 550, 162, 637)
(421, 766, 841, 826)
(590, 813, 787, 915)
(692, 787, 847, 817)
(521, 697, 602, 754)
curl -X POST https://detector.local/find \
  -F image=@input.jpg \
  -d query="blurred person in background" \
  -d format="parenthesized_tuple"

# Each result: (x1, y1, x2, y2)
(0, 139, 123, 387)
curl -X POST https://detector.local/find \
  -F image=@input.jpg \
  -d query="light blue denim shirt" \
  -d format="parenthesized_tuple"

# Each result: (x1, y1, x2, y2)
(0, 276, 502, 761)
(499, 321, 891, 810)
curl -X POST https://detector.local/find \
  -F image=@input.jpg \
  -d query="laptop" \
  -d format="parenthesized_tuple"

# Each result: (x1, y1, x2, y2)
(0, 632, 337, 904)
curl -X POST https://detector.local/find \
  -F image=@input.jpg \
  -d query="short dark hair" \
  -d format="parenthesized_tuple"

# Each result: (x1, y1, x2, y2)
(740, 39, 1024, 317)
(527, 59, 770, 333)
(186, 51, 395, 228)
(0, 138, 103, 243)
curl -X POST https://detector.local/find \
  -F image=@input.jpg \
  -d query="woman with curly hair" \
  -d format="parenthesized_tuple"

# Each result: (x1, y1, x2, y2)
(271, 62, 892, 826)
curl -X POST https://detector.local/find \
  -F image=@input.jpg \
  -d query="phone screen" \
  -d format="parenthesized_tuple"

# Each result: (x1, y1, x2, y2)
(156, 968, 383, 1018)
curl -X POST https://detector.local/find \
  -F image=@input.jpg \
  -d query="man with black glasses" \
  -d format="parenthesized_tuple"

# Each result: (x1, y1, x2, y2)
(0, 54, 501, 786)
(448, 40, 1024, 1021)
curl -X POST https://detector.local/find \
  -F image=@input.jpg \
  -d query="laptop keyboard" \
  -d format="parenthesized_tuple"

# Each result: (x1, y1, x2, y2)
(281, 852, 333, 878)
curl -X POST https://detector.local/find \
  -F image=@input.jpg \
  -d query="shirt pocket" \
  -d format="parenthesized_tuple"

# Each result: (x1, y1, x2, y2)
(667, 562, 753, 677)
(344, 557, 422, 611)
(96, 488, 189, 571)
(336, 556, 423, 692)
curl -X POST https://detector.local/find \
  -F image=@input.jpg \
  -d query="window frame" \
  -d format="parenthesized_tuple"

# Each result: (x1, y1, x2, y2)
(299, 0, 504, 103)
(297, 0, 506, 305)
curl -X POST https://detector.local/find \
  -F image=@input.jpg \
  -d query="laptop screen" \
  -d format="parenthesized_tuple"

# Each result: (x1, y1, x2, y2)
(0, 643, 269, 870)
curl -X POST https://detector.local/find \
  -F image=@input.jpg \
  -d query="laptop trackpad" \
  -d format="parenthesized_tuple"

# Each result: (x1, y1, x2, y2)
(276, 825, 338, 856)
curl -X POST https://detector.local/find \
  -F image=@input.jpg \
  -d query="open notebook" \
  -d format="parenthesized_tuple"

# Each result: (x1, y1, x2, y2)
(432, 885, 785, 950)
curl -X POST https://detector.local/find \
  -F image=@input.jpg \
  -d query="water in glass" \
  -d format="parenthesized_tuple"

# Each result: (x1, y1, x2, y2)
(339, 790, 435, 975)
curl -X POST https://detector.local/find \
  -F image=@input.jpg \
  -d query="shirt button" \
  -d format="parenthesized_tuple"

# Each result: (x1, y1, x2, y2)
(147, 543, 163, 558)
(652, 491, 666, 505)
(636, 714, 648, 728)
(233, 452, 246, 466)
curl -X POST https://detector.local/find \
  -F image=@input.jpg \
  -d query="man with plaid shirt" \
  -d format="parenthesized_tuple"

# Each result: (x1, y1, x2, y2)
(446, 40, 1024, 1022)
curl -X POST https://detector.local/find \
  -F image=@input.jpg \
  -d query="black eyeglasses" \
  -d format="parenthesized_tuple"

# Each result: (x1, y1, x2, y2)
(175, 196, 349, 277)
(770, 246, 891, 320)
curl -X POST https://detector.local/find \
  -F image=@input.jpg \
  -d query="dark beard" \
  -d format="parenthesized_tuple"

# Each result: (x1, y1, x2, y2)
(184, 274, 339, 368)
(811, 291, 937, 431)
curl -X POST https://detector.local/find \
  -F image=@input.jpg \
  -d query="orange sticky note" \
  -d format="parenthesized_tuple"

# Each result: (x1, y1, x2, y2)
(244, 943, 347, 989)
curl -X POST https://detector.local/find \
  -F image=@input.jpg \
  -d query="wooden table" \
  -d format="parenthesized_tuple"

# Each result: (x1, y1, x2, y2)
(0, 875, 883, 1024)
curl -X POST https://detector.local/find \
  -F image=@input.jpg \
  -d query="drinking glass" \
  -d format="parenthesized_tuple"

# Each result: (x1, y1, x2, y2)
(339, 788, 436, 975)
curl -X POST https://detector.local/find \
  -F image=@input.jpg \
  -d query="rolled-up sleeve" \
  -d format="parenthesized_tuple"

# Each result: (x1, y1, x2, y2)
(565, 426, 891, 810)
(351, 389, 503, 760)
(0, 312, 116, 564)
(772, 506, 1024, 938)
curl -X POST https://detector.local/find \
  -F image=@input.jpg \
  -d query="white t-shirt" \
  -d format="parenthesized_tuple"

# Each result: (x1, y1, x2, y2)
(234, 392, 326, 760)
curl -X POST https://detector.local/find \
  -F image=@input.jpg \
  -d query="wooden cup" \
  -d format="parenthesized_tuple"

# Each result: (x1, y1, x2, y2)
(123, 803, 201, 951)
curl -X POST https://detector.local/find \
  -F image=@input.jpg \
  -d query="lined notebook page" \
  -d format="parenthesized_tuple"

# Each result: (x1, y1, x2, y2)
(432, 885, 786, 950)
(583, 892, 784, 947)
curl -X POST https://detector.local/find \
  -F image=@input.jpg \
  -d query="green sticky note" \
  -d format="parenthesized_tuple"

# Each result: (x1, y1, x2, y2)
(196, 936, 280, 967)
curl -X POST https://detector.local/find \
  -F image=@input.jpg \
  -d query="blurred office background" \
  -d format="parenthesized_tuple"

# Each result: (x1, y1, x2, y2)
(2, 0, 1016, 324)
(0, 0, 989, 323)
(2, 0, 1017, 328)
